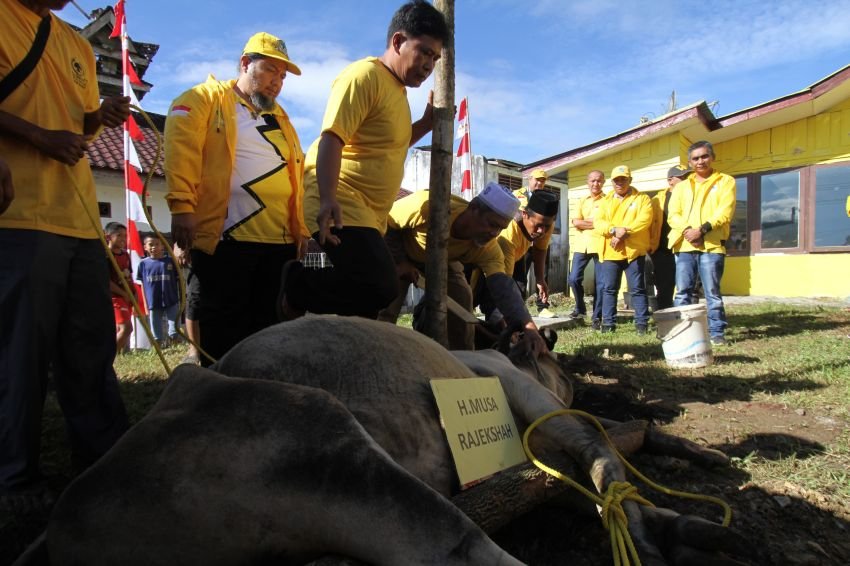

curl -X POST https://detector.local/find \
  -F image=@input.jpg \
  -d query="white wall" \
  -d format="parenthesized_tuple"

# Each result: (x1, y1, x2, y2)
(93, 169, 171, 234)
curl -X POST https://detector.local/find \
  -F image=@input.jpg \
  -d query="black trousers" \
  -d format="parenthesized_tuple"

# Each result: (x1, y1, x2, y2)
(191, 240, 297, 366)
(292, 227, 398, 320)
(649, 250, 676, 310)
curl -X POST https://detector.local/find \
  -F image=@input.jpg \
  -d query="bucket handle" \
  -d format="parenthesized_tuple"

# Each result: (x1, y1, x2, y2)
(656, 319, 693, 341)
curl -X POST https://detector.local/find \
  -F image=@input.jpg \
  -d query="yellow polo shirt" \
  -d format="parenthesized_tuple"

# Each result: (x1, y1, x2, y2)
(0, 0, 102, 238)
(303, 57, 412, 235)
(573, 192, 605, 254)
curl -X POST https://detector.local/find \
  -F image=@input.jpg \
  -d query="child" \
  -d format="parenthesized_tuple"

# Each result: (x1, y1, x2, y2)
(136, 235, 181, 346)
(105, 222, 133, 355)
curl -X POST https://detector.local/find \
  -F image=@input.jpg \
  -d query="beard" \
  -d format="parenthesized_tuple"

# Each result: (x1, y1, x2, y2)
(249, 91, 275, 112)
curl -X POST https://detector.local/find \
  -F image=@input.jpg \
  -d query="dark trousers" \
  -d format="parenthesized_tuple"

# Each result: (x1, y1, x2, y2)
(0, 229, 128, 490)
(649, 250, 676, 310)
(597, 256, 650, 328)
(292, 227, 398, 320)
(191, 240, 297, 366)
(568, 251, 601, 321)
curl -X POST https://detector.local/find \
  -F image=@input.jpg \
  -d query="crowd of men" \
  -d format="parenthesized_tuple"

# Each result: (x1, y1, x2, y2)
(0, 0, 737, 512)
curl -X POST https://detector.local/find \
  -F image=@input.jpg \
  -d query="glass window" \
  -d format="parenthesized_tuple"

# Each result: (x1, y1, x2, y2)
(760, 170, 800, 249)
(814, 165, 850, 247)
(729, 177, 748, 252)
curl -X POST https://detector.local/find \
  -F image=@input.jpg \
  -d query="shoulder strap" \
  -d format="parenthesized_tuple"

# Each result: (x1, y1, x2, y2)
(0, 15, 52, 104)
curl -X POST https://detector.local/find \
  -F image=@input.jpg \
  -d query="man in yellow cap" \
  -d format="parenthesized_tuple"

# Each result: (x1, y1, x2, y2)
(165, 31, 307, 364)
(593, 165, 653, 334)
(568, 169, 605, 326)
(512, 168, 552, 311)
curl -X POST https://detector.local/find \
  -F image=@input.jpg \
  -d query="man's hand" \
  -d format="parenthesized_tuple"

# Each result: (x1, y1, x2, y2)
(172, 243, 190, 267)
(396, 261, 420, 285)
(536, 280, 549, 304)
(683, 227, 704, 246)
(610, 236, 626, 252)
(316, 197, 343, 247)
(0, 159, 13, 215)
(297, 238, 309, 260)
(171, 213, 197, 251)
(99, 96, 131, 128)
(33, 128, 89, 165)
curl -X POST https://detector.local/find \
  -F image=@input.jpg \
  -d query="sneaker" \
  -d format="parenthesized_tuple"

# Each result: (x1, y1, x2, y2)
(635, 324, 648, 336)
(276, 260, 305, 322)
(710, 335, 727, 347)
(591, 319, 602, 331)
(601, 325, 616, 333)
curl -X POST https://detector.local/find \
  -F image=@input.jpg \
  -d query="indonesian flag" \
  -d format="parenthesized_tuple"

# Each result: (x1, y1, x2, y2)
(455, 97, 473, 200)
(113, 0, 150, 348)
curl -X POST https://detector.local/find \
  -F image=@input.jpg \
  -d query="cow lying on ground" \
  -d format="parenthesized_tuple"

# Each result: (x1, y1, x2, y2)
(44, 316, 747, 565)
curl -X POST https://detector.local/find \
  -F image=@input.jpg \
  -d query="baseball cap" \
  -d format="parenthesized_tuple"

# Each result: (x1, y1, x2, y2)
(527, 190, 559, 218)
(243, 32, 302, 75)
(611, 165, 631, 179)
(667, 165, 692, 179)
(478, 182, 520, 220)
(530, 169, 548, 180)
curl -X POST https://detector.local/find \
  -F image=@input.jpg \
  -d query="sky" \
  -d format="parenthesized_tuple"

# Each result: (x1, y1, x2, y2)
(59, 0, 850, 165)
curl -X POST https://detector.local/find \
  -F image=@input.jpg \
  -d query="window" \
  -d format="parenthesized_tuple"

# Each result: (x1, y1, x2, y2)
(729, 177, 749, 254)
(814, 164, 850, 248)
(759, 170, 799, 250)
(497, 174, 523, 191)
(98, 202, 111, 218)
(735, 161, 850, 254)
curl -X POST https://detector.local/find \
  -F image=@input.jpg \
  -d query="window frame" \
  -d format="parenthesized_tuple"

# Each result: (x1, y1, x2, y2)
(808, 161, 850, 253)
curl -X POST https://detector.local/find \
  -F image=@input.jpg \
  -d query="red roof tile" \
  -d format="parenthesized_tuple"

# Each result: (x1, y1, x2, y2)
(86, 119, 165, 177)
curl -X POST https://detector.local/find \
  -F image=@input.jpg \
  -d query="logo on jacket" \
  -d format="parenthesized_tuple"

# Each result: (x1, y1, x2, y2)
(71, 57, 87, 88)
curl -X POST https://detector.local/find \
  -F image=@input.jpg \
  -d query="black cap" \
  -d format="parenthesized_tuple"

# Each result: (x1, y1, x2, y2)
(667, 166, 692, 179)
(527, 190, 559, 217)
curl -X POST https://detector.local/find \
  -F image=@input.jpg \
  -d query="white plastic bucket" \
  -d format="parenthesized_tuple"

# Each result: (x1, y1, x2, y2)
(653, 304, 713, 369)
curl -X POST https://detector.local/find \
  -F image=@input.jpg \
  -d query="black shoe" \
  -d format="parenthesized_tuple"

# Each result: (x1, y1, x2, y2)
(601, 325, 616, 333)
(276, 260, 305, 322)
(710, 335, 727, 347)
(636, 324, 648, 336)
(591, 319, 602, 331)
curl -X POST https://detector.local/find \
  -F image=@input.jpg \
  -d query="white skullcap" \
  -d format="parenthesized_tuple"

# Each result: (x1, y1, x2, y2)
(477, 182, 520, 220)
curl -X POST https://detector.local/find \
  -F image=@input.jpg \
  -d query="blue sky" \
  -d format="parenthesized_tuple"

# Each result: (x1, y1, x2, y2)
(61, 0, 850, 165)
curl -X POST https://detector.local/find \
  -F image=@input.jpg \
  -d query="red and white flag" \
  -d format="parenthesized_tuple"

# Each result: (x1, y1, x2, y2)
(112, 0, 149, 347)
(455, 97, 473, 200)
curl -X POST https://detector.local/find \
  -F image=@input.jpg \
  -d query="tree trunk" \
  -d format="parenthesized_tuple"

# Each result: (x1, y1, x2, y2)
(424, 0, 455, 347)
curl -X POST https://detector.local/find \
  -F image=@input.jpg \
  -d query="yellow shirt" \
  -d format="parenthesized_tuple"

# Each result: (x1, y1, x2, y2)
(497, 216, 553, 274)
(649, 187, 671, 253)
(573, 192, 605, 254)
(592, 187, 653, 261)
(0, 0, 102, 238)
(388, 191, 506, 276)
(303, 57, 412, 235)
(667, 171, 736, 253)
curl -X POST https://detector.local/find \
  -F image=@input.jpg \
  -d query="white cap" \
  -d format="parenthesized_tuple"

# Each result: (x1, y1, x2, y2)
(478, 182, 520, 220)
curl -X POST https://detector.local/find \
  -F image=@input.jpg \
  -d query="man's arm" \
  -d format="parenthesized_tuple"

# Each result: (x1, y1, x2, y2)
(572, 197, 593, 230)
(530, 247, 548, 303)
(315, 132, 345, 246)
(0, 158, 13, 215)
(486, 273, 548, 355)
(410, 90, 434, 147)
(0, 110, 88, 166)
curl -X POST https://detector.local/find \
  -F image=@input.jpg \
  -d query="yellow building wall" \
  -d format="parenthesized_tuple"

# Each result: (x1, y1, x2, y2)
(724, 254, 850, 298)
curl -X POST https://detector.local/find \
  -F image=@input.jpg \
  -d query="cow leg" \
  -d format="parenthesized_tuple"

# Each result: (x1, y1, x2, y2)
(48, 365, 521, 566)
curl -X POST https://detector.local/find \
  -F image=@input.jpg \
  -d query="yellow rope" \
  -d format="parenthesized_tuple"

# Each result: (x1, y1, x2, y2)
(127, 105, 216, 367)
(522, 408, 733, 566)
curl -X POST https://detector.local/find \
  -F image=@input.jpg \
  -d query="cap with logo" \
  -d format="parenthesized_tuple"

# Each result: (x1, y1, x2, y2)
(667, 165, 692, 179)
(611, 165, 632, 179)
(243, 32, 301, 75)
(478, 182, 520, 220)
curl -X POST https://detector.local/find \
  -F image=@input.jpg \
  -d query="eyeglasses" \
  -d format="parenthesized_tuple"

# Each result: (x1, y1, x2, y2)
(691, 153, 712, 161)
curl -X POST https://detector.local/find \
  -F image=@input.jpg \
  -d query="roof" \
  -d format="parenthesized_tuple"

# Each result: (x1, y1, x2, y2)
(87, 111, 166, 177)
(525, 63, 850, 175)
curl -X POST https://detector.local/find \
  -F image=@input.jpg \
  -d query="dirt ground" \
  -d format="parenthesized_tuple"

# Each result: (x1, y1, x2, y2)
(492, 353, 850, 566)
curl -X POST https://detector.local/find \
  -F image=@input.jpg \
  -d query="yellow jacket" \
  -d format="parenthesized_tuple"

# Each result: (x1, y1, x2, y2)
(164, 76, 307, 254)
(667, 171, 736, 253)
(592, 187, 653, 262)
(649, 187, 670, 253)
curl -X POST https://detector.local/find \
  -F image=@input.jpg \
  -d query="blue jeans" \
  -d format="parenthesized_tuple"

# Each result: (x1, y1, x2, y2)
(674, 251, 727, 337)
(597, 256, 649, 327)
(568, 252, 601, 321)
(149, 303, 181, 343)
